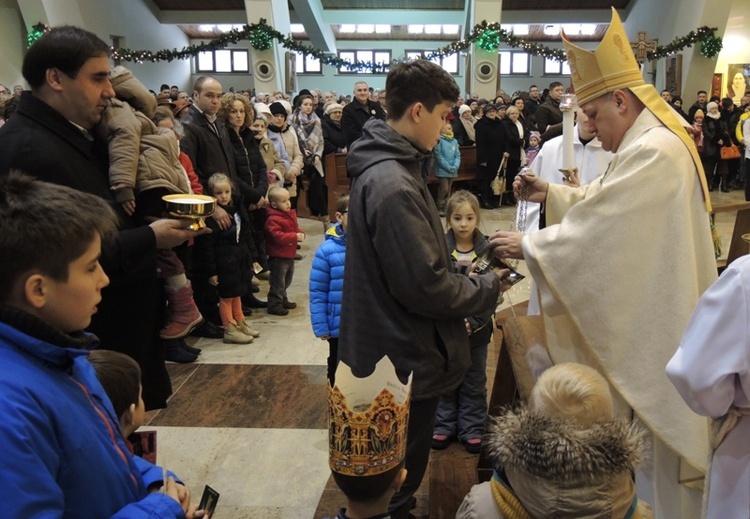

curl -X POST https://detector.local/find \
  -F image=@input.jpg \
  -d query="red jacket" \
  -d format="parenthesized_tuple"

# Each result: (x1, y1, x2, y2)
(264, 207, 302, 258)
(179, 151, 203, 194)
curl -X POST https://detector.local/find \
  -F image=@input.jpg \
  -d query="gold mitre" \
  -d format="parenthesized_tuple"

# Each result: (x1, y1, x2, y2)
(562, 8, 643, 106)
(562, 7, 712, 211)
(328, 356, 412, 477)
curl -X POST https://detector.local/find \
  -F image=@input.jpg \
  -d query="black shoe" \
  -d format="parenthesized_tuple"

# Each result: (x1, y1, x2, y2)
(251, 284, 260, 293)
(190, 320, 224, 339)
(282, 301, 297, 309)
(180, 342, 202, 355)
(721, 185, 730, 193)
(164, 340, 198, 363)
(243, 294, 268, 308)
(431, 434, 453, 450)
(242, 305, 253, 316)
(268, 306, 289, 316)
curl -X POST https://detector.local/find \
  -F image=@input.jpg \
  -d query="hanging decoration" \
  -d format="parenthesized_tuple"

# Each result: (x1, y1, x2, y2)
(476, 29, 500, 52)
(27, 22, 48, 48)
(104, 18, 721, 71)
(699, 35, 723, 59)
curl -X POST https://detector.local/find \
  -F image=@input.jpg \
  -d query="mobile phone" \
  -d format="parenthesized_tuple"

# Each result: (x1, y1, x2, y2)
(474, 254, 525, 286)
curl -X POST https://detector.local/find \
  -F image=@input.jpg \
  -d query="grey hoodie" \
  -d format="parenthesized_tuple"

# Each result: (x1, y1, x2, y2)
(339, 118, 501, 400)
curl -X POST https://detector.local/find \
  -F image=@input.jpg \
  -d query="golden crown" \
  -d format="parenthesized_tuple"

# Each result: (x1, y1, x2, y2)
(562, 8, 644, 106)
(328, 357, 412, 477)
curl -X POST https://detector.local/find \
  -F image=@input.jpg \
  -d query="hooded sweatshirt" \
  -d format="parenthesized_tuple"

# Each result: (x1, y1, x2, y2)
(339, 119, 500, 400)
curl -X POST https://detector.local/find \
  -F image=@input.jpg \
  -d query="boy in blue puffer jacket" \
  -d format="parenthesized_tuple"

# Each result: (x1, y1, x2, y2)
(310, 193, 349, 384)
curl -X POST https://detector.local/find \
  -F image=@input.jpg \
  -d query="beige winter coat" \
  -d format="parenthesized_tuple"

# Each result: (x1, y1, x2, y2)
(272, 126, 303, 197)
(94, 66, 189, 203)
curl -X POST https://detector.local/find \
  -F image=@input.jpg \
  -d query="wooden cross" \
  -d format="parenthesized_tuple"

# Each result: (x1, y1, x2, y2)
(630, 32, 657, 64)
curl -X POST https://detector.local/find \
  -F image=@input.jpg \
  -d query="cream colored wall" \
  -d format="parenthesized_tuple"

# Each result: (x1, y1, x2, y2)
(0, 0, 26, 89)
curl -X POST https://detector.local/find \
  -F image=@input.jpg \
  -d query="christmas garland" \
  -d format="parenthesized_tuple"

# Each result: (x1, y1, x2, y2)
(29, 19, 722, 70)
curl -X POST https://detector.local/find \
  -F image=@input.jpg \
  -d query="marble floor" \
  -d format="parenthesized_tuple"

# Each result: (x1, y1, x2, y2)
(141, 186, 745, 519)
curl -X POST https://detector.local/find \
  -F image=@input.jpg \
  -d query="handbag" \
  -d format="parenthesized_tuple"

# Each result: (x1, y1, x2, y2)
(491, 156, 507, 196)
(720, 144, 741, 160)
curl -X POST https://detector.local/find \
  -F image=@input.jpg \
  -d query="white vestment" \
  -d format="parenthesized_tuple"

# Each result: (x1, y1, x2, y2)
(667, 255, 750, 519)
(523, 128, 613, 315)
(521, 109, 717, 519)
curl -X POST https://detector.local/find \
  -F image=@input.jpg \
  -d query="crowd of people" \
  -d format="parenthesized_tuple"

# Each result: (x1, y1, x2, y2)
(2, 13, 750, 519)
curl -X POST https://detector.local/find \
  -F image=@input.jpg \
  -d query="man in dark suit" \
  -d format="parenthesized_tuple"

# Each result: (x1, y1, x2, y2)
(0, 26, 200, 408)
(341, 80, 386, 148)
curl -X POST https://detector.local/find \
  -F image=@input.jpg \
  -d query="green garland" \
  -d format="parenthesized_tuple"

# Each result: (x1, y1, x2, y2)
(103, 18, 722, 70)
(26, 22, 48, 48)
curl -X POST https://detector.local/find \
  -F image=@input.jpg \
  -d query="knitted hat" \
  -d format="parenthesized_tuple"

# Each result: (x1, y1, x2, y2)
(483, 103, 497, 115)
(496, 104, 507, 111)
(269, 101, 288, 117)
(693, 109, 705, 119)
(529, 131, 541, 143)
(325, 102, 344, 115)
(706, 101, 719, 114)
(254, 102, 272, 118)
(458, 104, 472, 115)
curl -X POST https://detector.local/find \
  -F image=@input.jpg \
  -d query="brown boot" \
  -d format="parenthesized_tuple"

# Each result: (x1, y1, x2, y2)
(160, 282, 204, 339)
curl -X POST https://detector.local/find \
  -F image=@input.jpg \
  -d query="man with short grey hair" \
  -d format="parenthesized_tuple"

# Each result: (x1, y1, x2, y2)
(341, 80, 386, 147)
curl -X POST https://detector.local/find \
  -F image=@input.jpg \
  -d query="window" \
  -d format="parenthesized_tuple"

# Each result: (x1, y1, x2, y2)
(337, 50, 391, 74)
(406, 50, 459, 75)
(498, 51, 530, 75)
(195, 49, 249, 73)
(295, 52, 322, 74)
(544, 58, 571, 76)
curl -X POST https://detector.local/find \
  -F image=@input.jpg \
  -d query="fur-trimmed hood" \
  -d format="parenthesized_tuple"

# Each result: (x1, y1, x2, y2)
(485, 408, 652, 519)
(487, 408, 645, 480)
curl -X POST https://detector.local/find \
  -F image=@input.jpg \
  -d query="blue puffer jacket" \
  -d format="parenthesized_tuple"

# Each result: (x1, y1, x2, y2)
(433, 132, 461, 178)
(0, 307, 185, 518)
(309, 222, 346, 338)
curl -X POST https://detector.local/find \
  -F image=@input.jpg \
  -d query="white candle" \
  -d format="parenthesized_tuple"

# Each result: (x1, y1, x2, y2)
(562, 108, 575, 171)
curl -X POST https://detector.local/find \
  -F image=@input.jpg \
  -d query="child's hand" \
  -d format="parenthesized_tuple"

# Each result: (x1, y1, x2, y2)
(297, 232, 305, 242)
(121, 200, 136, 216)
(464, 319, 472, 335)
(209, 275, 219, 286)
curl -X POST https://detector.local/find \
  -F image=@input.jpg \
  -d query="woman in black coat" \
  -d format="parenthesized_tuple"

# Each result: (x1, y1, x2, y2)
(702, 101, 731, 191)
(501, 105, 529, 205)
(321, 103, 347, 155)
(474, 104, 507, 209)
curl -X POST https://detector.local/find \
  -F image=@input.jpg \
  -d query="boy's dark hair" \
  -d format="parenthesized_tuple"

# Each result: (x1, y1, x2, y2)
(336, 192, 350, 214)
(88, 350, 142, 419)
(385, 59, 459, 121)
(23, 26, 111, 90)
(697, 90, 707, 96)
(548, 81, 564, 90)
(0, 172, 118, 302)
(721, 97, 734, 109)
(332, 462, 404, 503)
(160, 84, 170, 91)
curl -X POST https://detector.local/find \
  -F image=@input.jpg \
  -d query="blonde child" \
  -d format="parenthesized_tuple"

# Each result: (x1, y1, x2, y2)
(195, 173, 260, 344)
(433, 120, 461, 216)
(432, 190, 494, 453)
(457, 363, 653, 518)
(264, 186, 305, 316)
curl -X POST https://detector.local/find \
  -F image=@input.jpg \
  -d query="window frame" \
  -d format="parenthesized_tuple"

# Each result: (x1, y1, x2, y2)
(405, 49, 459, 75)
(195, 48, 249, 73)
(543, 57, 571, 76)
(498, 50, 530, 76)
(337, 49, 392, 75)
(295, 52, 323, 75)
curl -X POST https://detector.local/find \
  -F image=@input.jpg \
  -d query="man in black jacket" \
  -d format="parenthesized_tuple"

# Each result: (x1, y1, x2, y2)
(0, 26, 201, 408)
(341, 80, 386, 148)
(535, 81, 564, 142)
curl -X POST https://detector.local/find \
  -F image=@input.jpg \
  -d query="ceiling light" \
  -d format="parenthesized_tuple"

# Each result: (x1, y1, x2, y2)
(562, 24, 581, 35)
(425, 24, 441, 34)
(581, 24, 597, 36)
(443, 24, 459, 34)
(408, 24, 424, 34)
(339, 24, 356, 33)
(357, 24, 374, 33)
(198, 24, 215, 33)
(375, 24, 390, 33)
(216, 24, 233, 33)
(290, 23, 305, 33)
(544, 24, 559, 36)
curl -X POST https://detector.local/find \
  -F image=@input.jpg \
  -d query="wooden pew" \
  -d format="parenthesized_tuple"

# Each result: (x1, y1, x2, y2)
(712, 201, 750, 271)
(323, 146, 478, 221)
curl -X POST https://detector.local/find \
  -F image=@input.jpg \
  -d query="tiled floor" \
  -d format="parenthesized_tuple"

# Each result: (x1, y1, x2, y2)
(140, 186, 745, 518)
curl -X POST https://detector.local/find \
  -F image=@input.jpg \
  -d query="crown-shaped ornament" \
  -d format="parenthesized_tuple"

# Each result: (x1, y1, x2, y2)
(562, 8, 644, 106)
(328, 357, 412, 477)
